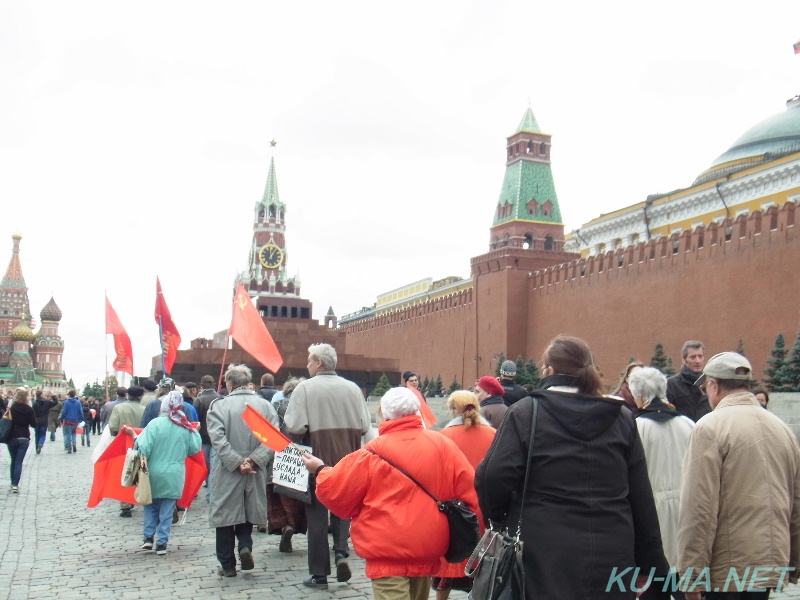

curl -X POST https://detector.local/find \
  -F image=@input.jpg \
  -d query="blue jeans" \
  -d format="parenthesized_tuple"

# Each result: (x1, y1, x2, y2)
(34, 425, 47, 448)
(8, 438, 30, 486)
(202, 444, 216, 500)
(81, 426, 90, 445)
(143, 498, 177, 546)
(63, 423, 77, 450)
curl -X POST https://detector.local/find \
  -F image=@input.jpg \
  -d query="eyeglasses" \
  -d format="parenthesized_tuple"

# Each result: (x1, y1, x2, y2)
(699, 379, 715, 395)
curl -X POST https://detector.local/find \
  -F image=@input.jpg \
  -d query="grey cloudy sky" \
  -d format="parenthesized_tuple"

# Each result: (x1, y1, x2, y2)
(2, 0, 799, 388)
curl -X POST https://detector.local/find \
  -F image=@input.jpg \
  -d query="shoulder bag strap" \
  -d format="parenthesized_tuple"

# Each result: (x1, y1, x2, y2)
(512, 396, 539, 536)
(367, 449, 440, 503)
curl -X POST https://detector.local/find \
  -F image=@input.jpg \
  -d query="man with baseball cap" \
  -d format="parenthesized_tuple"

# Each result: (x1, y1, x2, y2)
(678, 352, 800, 599)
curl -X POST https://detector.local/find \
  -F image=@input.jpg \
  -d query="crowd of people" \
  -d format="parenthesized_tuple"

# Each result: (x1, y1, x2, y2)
(3, 336, 799, 600)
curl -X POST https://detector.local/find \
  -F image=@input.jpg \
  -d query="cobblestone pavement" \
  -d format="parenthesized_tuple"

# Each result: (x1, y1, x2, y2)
(0, 431, 472, 600)
(1, 430, 799, 599)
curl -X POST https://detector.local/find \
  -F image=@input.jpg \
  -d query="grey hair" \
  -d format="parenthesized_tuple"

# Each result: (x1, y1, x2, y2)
(628, 367, 668, 406)
(308, 343, 337, 371)
(224, 364, 252, 389)
(282, 377, 306, 398)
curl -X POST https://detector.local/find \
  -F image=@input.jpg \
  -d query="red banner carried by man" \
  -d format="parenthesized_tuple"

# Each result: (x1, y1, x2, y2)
(105, 297, 134, 375)
(155, 277, 181, 375)
(230, 283, 283, 373)
(242, 404, 291, 452)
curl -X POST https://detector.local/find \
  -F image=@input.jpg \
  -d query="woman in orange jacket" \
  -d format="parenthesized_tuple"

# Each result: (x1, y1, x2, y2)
(301, 387, 479, 600)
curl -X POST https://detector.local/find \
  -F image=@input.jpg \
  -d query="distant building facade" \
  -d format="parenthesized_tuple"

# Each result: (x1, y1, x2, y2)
(0, 234, 68, 394)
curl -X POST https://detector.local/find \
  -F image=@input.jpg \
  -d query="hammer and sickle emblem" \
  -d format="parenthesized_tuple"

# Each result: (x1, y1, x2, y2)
(236, 292, 250, 310)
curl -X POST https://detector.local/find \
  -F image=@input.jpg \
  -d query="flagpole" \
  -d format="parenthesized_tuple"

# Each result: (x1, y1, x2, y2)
(217, 330, 231, 394)
(158, 314, 166, 376)
(104, 291, 109, 401)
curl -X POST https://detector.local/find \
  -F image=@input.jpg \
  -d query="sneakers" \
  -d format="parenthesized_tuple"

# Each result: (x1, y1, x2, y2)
(155, 545, 167, 555)
(81, 439, 85, 446)
(141, 538, 154, 550)
(36, 445, 42, 455)
(11, 486, 19, 494)
(303, 575, 328, 590)
(335, 553, 351, 582)
(120, 509, 132, 518)
(239, 547, 254, 571)
(279, 524, 294, 553)
(73, 446, 77, 453)
(218, 567, 237, 577)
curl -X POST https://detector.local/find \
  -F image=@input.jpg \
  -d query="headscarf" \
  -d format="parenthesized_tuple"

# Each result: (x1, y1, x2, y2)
(160, 390, 196, 432)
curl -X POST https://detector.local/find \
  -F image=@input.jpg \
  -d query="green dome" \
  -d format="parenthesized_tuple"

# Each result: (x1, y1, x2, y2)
(695, 96, 800, 185)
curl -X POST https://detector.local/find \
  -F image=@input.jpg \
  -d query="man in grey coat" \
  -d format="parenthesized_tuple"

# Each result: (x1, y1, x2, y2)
(207, 364, 279, 577)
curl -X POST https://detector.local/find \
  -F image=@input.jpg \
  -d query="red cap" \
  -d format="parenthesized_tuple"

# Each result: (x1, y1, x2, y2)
(477, 376, 504, 397)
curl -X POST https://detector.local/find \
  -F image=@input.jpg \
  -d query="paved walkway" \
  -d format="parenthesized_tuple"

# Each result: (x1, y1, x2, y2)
(1, 430, 799, 599)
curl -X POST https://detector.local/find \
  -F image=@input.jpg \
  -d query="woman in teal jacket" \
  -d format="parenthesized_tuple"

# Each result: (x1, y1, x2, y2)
(129, 391, 201, 555)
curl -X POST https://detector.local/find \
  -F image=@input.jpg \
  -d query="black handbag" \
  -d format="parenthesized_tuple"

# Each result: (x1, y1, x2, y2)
(0, 408, 13, 444)
(368, 449, 479, 563)
(466, 397, 539, 600)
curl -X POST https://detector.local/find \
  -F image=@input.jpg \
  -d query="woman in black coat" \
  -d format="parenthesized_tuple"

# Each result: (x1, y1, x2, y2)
(476, 335, 668, 600)
(6, 388, 38, 493)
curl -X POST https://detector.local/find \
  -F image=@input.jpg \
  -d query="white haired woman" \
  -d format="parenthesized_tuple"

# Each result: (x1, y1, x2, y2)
(300, 387, 478, 600)
(629, 366, 695, 600)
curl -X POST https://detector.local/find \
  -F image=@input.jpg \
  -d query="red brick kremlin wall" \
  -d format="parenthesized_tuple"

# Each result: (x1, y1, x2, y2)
(342, 204, 800, 390)
(527, 203, 800, 386)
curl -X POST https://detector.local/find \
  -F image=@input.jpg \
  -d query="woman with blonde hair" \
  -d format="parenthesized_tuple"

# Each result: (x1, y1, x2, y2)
(5, 388, 38, 493)
(431, 390, 496, 600)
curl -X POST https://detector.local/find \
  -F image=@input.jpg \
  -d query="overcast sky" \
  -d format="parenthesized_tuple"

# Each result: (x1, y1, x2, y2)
(2, 1, 799, 389)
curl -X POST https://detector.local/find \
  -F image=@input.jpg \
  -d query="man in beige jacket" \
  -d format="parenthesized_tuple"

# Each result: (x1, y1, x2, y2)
(678, 352, 800, 600)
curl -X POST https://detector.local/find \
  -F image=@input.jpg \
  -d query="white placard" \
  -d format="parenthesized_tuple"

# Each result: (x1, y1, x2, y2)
(273, 443, 312, 492)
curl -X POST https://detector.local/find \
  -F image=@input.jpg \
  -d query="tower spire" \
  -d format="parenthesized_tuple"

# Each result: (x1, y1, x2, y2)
(2, 234, 25, 286)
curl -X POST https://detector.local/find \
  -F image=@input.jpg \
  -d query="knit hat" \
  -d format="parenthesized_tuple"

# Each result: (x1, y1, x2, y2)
(476, 376, 504, 397)
(500, 360, 517, 377)
(381, 387, 421, 420)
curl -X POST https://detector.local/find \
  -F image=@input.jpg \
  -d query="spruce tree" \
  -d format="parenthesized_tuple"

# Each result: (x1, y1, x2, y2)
(664, 356, 676, 377)
(371, 373, 391, 398)
(765, 333, 789, 391)
(434, 375, 443, 396)
(785, 330, 800, 392)
(449, 376, 460, 394)
(650, 344, 671, 375)
(525, 358, 540, 387)
(514, 356, 527, 385)
(422, 376, 430, 397)
(495, 353, 506, 378)
(735, 337, 745, 357)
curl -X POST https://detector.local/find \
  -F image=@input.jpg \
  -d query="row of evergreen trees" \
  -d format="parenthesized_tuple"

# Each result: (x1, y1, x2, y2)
(370, 332, 800, 398)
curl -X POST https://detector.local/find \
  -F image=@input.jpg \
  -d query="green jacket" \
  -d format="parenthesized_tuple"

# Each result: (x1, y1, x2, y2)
(135, 416, 202, 499)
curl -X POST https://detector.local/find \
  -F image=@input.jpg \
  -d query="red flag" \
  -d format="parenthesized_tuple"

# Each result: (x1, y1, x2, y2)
(409, 385, 437, 428)
(155, 277, 181, 375)
(87, 429, 207, 509)
(242, 404, 291, 452)
(105, 297, 134, 376)
(230, 283, 283, 372)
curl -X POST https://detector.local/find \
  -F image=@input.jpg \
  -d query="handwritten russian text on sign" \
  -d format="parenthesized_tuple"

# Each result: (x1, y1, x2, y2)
(273, 444, 311, 492)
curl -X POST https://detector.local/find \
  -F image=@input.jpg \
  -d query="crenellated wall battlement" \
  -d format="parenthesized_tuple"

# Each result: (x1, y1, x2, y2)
(528, 202, 796, 291)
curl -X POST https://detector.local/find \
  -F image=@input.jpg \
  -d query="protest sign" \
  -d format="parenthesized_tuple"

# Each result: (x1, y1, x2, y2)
(273, 443, 311, 492)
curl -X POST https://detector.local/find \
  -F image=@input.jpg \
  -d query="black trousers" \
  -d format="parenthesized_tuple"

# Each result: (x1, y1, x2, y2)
(304, 492, 350, 577)
(215, 523, 253, 571)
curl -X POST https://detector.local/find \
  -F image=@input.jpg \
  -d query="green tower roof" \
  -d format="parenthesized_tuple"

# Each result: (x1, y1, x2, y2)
(326, 306, 335, 316)
(492, 160, 562, 226)
(516, 106, 540, 133)
(260, 156, 284, 209)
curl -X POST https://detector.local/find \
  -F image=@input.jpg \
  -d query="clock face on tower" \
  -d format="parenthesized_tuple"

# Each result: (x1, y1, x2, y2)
(258, 243, 284, 269)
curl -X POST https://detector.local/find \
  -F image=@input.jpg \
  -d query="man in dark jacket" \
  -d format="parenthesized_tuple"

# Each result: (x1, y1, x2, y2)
(195, 375, 219, 501)
(666, 341, 711, 422)
(59, 390, 84, 454)
(32, 392, 56, 454)
(498, 360, 528, 407)
(256, 373, 278, 401)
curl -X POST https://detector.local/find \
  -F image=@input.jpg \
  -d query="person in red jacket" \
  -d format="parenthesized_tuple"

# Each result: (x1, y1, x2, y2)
(300, 387, 478, 600)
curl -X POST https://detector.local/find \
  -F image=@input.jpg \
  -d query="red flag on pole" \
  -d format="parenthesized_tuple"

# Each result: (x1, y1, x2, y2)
(242, 404, 291, 452)
(105, 297, 134, 376)
(155, 277, 181, 375)
(230, 283, 283, 373)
